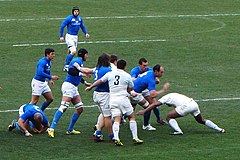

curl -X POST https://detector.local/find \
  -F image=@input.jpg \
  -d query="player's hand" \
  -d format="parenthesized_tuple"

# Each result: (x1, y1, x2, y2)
(155, 77, 160, 84)
(163, 82, 170, 91)
(49, 80, 54, 87)
(85, 34, 90, 39)
(25, 130, 33, 137)
(136, 110, 145, 115)
(52, 75, 59, 80)
(85, 86, 92, 91)
(130, 90, 138, 97)
(60, 37, 64, 42)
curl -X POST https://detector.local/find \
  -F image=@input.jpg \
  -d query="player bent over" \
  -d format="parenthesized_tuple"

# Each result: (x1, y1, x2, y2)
(137, 93, 225, 135)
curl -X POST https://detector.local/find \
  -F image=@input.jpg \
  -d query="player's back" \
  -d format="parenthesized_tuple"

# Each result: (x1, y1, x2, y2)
(105, 69, 133, 97)
(159, 93, 193, 107)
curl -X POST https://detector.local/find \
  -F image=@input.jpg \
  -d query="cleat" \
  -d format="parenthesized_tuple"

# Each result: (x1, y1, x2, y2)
(157, 119, 168, 125)
(133, 138, 143, 144)
(220, 129, 225, 133)
(47, 128, 55, 138)
(170, 131, 183, 135)
(66, 129, 81, 135)
(63, 65, 69, 72)
(8, 120, 16, 131)
(114, 139, 123, 146)
(93, 125, 97, 131)
(142, 124, 156, 131)
(93, 134, 104, 142)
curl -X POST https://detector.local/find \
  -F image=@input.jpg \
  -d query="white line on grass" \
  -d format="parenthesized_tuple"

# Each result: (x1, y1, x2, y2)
(0, 97, 239, 113)
(1, 13, 240, 22)
(12, 39, 167, 47)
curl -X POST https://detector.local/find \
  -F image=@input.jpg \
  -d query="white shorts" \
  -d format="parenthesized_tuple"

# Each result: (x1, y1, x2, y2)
(130, 93, 144, 105)
(65, 33, 78, 52)
(18, 104, 26, 117)
(142, 89, 150, 97)
(61, 82, 79, 98)
(175, 100, 200, 117)
(31, 78, 51, 96)
(110, 96, 133, 118)
(93, 91, 111, 117)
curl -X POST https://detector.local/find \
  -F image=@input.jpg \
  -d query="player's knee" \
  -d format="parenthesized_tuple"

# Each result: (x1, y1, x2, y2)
(59, 101, 70, 112)
(142, 101, 149, 109)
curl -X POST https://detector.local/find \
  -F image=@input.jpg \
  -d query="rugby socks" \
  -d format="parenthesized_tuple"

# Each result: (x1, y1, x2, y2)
(143, 110, 151, 126)
(169, 119, 182, 133)
(15, 122, 21, 131)
(65, 54, 74, 65)
(41, 101, 49, 111)
(50, 109, 63, 129)
(130, 121, 138, 139)
(205, 120, 222, 132)
(67, 113, 80, 132)
(113, 122, 120, 140)
(153, 107, 160, 121)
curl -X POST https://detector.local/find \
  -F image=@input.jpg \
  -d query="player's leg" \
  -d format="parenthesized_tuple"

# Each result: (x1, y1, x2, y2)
(64, 34, 77, 71)
(194, 114, 225, 133)
(166, 109, 183, 135)
(41, 91, 53, 111)
(66, 95, 83, 134)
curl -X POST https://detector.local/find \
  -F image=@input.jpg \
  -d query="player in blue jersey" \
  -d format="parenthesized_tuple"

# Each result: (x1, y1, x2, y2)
(8, 104, 50, 137)
(130, 58, 166, 131)
(60, 6, 90, 71)
(29, 48, 59, 111)
(132, 64, 170, 130)
(47, 48, 90, 138)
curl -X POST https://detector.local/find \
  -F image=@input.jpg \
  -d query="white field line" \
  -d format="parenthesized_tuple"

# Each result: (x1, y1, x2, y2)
(0, 97, 239, 113)
(12, 39, 167, 47)
(1, 13, 240, 22)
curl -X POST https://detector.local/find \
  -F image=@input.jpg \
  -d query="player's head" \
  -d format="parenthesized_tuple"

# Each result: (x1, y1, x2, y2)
(153, 64, 164, 78)
(138, 58, 148, 72)
(33, 113, 43, 128)
(45, 48, 55, 60)
(96, 53, 110, 68)
(72, 6, 80, 16)
(77, 48, 88, 61)
(110, 54, 118, 65)
(117, 59, 127, 70)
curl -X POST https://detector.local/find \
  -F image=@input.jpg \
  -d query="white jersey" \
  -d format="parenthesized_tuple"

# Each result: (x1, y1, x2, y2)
(101, 69, 133, 97)
(110, 63, 117, 71)
(159, 93, 194, 107)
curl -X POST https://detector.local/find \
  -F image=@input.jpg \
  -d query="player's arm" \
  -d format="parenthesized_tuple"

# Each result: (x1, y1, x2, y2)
(17, 118, 33, 137)
(80, 19, 90, 38)
(60, 17, 70, 41)
(85, 79, 104, 91)
(150, 82, 170, 98)
(137, 101, 162, 115)
(73, 62, 94, 74)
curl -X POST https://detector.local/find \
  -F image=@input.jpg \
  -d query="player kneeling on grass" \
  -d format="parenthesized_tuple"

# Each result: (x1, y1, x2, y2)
(8, 104, 50, 137)
(137, 93, 225, 135)
(86, 59, 143, 146)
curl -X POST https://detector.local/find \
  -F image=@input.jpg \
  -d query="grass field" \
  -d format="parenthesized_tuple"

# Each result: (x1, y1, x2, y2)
(0, 0, 240, 159)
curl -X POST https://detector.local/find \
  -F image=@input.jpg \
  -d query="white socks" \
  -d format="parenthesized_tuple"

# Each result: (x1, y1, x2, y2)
(205, 120, 222, 132)
(130, 121, 138, 139)
(169, 119, 183, 133)
(113, 122, 120, 140)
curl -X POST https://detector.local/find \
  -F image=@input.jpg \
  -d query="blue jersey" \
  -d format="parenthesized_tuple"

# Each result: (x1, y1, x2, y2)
(65, 57, 84, 86)
(20, 104, 48, 127)
(33, 57, 52, 82)
(133, 71, 156, 93)
(130, 66, 152, 78)
(60, 15, 88, 37)
(94, 66, 111, 92)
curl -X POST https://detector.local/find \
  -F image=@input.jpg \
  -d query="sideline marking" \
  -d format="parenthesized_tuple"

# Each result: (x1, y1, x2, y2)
(12, 39, 166, 47)
(1, 13, 240, 22)
(0, 97, 239, 113)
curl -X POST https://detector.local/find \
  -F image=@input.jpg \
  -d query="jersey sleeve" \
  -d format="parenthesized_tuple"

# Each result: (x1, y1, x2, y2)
(80, 18, 88, 35)
(60, 17, 70, 37)
(147, 79, 156, 91)
(37, 62, 52, 80)
(20, 111, 32, 122)
(100, 72, 110, 82)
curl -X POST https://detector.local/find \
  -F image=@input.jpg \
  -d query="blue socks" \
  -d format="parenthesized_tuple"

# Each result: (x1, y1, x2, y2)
(50, 109, 63, 129)
(65, 54, 74, 65)
(143, 110, 151, 126)
(41, 101, 49, 111)
(67, 113, 80, 132)
(153, 107, 160, 121)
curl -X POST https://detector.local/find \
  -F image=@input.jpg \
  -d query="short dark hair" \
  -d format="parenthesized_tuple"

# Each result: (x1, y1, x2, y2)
(45, 48, 54, 56)
(110, 54, 118, 63)
(153, 64, 161, 72)
(138, 58, 147, 65)
(96, 53, 110, 68)
(117, 59, 127, 69)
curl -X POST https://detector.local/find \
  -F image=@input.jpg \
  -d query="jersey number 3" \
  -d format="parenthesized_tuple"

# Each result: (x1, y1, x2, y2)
(114, 75, 120, 85)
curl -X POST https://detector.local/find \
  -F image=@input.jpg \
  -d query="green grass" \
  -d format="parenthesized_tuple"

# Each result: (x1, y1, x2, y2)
(0, 0, 240, 159)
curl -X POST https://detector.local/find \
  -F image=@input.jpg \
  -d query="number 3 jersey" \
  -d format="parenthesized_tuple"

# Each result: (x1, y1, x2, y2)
(100, 69, 133, 97)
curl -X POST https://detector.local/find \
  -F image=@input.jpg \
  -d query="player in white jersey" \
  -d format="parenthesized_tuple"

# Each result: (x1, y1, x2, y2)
(86, 59, 143, 146)
(137, 93, 225, 135)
